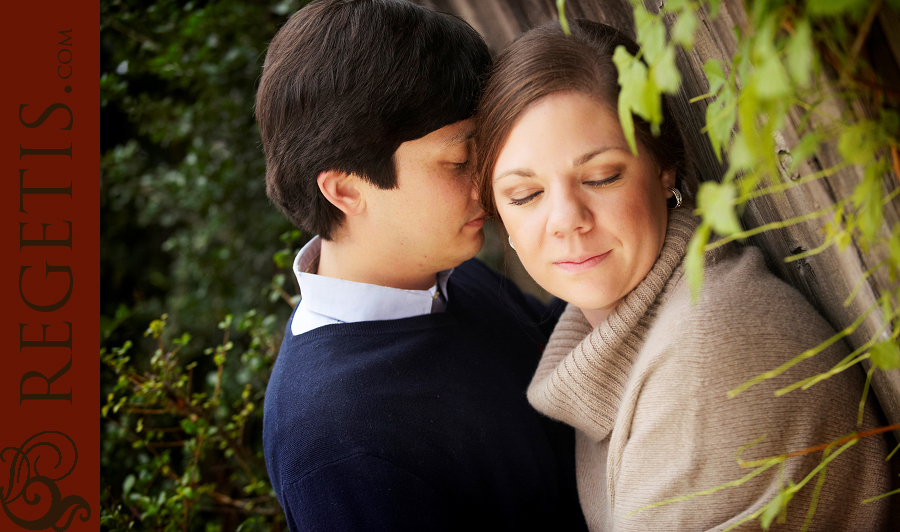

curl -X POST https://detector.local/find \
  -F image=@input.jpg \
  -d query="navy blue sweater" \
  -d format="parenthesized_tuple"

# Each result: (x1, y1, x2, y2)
(263, 259, 586, 531)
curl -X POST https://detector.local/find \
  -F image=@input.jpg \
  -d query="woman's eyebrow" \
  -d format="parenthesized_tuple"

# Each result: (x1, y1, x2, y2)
(495, 145, 630, 182)
(494, 167, 536, 182)
(572, 145, 627, 167)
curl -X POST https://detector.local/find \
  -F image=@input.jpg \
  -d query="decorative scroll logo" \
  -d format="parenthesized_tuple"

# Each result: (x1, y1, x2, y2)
(1, 431, 90, 530)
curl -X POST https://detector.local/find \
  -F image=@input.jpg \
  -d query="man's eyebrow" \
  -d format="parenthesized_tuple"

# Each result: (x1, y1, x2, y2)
(442, 128, 475, 147)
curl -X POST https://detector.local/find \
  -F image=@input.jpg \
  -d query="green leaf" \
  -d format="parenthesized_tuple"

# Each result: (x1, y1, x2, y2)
(838, 122, 880, 165)
(144, 315, 167, 339)
(853, 163, 887, 242)
(671, 10, 698, 49)
(870, 341, 900, 370)
(788, 132, 824, 172)
(686, 223, 711, 302)
(727, 133, 755, 174)
(697, 181, 742, 236)
(557, 0, 571, 35)
(613, 46, 643, 154)
(786, 19, 814, 88)
(754, 54, 791, 100)
(639, 76, 664, 134)
(806, 0, 870, 16)
(704, 86, 736, 165)
(703, 59, 726, 95)
(272, 248, 293, 268)
(123, 474, 136, 497)
(635, 8, 666, 64)
(218, 314, 233, 330)
(652, 47, 682, 94)
(663, 0, 688, 11)
(172, 332, 191, 346)
(181, 418, 197, 435)
(889, 224, 900, 278)
(760, 489, 793, 529)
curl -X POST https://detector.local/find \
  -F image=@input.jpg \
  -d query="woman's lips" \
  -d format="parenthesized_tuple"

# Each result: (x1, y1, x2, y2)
(553, 251, 610, 273)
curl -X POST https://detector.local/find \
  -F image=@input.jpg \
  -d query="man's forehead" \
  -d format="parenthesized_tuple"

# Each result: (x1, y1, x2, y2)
(399, 119, 474, 154)
(434, 119, 475, 148)
(441, 125, 475, 147)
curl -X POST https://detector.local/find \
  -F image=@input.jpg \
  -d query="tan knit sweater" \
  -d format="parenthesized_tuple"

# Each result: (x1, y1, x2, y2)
(528, 208, 897, 531)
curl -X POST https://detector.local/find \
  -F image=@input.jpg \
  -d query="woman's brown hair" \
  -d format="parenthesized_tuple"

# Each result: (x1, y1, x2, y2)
(475, 18, 692, 218)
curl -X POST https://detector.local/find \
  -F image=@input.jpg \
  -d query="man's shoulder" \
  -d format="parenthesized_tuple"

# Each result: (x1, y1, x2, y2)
(263, 330, 408, 484)
(451, 258, 561, 336)
(451, 257, 500, 285)
(450, 258, 531, 313)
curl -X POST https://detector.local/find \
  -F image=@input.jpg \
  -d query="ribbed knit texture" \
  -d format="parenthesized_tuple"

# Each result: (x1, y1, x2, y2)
(528, 207, 898, 531)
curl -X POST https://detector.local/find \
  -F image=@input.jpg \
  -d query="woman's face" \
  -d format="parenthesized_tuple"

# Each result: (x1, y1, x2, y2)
(492, 91, 675, 326)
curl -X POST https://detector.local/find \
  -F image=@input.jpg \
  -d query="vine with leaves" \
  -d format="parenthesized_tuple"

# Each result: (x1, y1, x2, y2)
(558, 0, 900, 528)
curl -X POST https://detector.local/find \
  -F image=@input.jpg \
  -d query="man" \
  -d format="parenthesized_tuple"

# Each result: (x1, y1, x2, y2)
(256, 1, 586, 530)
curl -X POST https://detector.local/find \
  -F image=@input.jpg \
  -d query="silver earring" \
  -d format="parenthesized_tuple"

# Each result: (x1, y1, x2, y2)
(508, 235, 516, 250)
(667, 187, 682, 209)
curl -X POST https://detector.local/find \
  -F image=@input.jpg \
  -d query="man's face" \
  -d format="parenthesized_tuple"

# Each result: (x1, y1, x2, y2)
(365, 119, 485, 285)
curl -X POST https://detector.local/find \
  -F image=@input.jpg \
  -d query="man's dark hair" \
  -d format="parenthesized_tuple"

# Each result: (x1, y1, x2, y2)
(256, 0, 492, 240)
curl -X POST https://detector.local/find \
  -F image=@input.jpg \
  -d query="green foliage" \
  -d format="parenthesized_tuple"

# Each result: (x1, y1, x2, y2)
(101, 310, 284, 531)
(557, 0, 900, 526)
(612, 2, 690, 152)
(556, 0, 571, 35)
(100, 0, 313, 529)
(101, 0, 305, 350)
(696, 181, 741, 237)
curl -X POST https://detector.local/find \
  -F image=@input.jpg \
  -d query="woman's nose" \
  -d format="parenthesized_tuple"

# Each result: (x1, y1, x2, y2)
(545, 186, 593, 236)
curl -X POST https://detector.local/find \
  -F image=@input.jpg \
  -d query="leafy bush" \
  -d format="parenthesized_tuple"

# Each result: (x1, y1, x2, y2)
(101, 0, 311, 529)
(101, 312, 283, 531)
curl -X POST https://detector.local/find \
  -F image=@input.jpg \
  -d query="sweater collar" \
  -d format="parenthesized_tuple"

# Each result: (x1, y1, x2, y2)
(527, 207, 701, 442)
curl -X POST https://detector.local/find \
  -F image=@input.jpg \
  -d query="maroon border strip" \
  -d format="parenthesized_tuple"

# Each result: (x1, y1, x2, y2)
(1, 1, 100, 530)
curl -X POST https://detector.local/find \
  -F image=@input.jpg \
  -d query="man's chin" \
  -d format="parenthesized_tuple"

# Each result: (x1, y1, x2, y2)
(462, 229, 486, 261)
(444, 230, 485, 269)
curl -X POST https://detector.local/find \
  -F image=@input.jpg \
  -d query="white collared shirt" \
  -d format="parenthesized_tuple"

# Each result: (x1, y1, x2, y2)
(290, 236, 452, 335)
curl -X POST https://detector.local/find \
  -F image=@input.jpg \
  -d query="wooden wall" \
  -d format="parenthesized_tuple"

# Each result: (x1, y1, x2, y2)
(417, 0, 900, 436)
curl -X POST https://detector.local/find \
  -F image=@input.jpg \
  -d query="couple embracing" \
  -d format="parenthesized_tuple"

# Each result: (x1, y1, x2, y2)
(258, 1, 896, 530)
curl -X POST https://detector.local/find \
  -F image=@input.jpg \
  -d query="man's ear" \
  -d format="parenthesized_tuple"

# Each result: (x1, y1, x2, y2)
(317, 170, 366, 216)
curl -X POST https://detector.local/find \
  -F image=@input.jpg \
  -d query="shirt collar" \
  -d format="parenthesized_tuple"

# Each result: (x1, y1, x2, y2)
(292, 236, 452, 324)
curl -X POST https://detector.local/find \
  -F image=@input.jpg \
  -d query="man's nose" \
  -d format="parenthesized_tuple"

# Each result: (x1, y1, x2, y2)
(470, 177, 480, 202)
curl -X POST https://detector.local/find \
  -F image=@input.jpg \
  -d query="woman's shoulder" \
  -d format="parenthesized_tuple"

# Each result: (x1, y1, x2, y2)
(677, 244, 827, 331)
(652, 244, 846, 376)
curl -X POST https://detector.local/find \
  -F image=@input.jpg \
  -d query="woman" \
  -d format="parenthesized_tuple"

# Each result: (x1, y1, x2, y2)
(474, 19, 896, 531)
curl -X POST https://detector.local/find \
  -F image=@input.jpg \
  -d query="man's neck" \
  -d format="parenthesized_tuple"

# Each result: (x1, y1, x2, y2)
(316, 237, 438, 291)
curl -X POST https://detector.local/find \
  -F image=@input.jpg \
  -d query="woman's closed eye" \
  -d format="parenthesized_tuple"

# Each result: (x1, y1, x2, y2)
(584, 173, 622, 187)
(509, 190, 542, 206)
(507, 173, 622, 206)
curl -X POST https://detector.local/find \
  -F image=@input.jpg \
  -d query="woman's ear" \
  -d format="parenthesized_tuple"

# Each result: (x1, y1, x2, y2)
(660, 167, 677, 192)
(317, 170, 366, 216)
